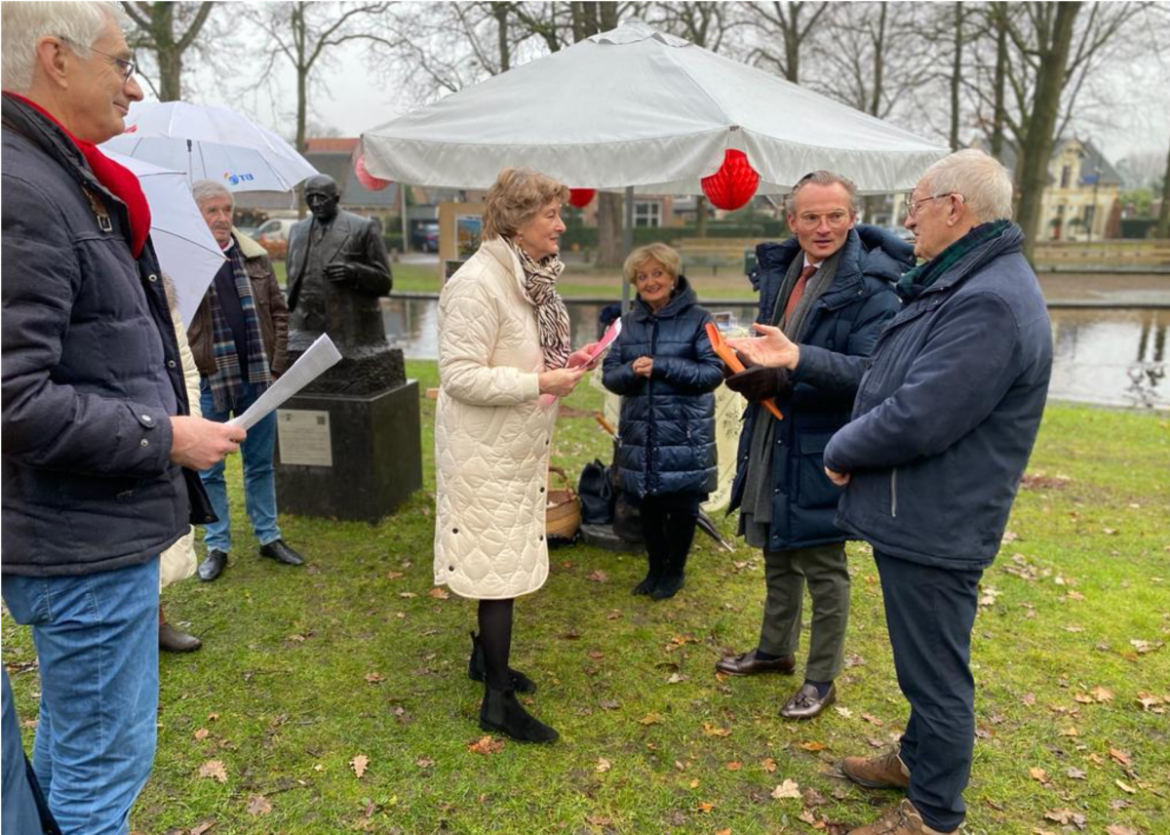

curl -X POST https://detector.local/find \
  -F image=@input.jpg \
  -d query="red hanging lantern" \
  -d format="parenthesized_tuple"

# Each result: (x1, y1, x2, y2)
(701, 149, 759, 211)
(354, 154, 391, 191)
(568, 188, 596, 208)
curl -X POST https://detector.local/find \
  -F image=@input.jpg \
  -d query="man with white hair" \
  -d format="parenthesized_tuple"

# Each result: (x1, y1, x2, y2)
(186, 180, 302, 584)
(730, 149, 1053, 835)
(1, 3, 243, 832)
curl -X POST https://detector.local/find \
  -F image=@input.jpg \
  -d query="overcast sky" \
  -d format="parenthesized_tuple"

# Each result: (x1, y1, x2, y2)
(170, 10, 1170, 177)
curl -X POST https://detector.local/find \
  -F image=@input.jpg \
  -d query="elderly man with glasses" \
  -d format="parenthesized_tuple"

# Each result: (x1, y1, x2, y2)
(1, 3, 244, 832)
(716, 171, 908, 720)
(730, 150, 1053, 835)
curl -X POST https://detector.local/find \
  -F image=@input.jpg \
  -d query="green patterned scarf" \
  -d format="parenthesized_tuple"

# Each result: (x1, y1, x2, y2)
(897, 220, 1010, 301)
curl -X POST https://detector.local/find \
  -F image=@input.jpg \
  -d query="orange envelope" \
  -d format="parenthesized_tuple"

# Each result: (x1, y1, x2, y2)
(705, 322, 784, 421)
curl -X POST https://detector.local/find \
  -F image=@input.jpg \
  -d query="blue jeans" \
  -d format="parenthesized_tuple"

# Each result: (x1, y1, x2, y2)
(2, 559, 160, 835)
(199, 378, 281, 552)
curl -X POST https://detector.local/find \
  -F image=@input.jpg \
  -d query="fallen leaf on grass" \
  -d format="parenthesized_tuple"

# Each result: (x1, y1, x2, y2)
(761, 757, 777, 773)
(428, 587, 450, 600)
(1066, 767, 1087, 780)
(1029, 767, 1049, 783)
(245, 794, 272, 816)
(1044, 808, 1087, 829)
(1114, 779, 1137, 794)
(287, 633, 307, 643)
(1109, 748, 1132, 767)
(467, 736, 505, 755)
(596, 757, 611, 773)
(1105, 825, 1139, 835)
(799, 741, 828, 752)
(199, 760, 227, 783)
(193, 728, 210, 741)
(638, 713, 663, 725)
(716, 829, 731, 835)
(701, 722, 731, 737)
(771, 779, 801, 800)
(725, 761, 742, 771)
(587, 570, 608, 583)
(386, 570, 404, 580)
(1059, 726, 1079, 737)
(350, 754, 369, 778)
(834, 706, 853, 719)
(364, 672, 386, 684)
(207, 712, 220, 721)
(586, 815, 613, 826)
(1129, 639, 1163, 654)
(415, 757, 435, 768)
(398, 592, 417, 599)
(1135, 692, 1164, 712)
(1022, 692, 1036, 706)
(861, 713, 883, 727)
(189, 822, 216, 835)
(798, 809, 821, 827)
(1090, 686, 1114, 703)
(697, 801, 715, 813)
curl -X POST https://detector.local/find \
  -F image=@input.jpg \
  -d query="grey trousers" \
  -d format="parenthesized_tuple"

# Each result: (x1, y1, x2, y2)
(758, 541, 850, 682)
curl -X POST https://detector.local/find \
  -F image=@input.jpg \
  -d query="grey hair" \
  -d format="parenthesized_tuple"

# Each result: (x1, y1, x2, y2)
(1, 2, 129, 94)
(191, 179, 233, 208)
(785, 170, 860, 215)
(921, 149, 1014, 223)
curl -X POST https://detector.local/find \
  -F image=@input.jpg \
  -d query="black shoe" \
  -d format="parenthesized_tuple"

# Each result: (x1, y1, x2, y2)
(467, 631, 536, 693)
(259, 539, 304, 566)
(198, 550, 228, 582)
(651, 550, 688, 600)
(479, 686, 558, 743)
(632, 553, 665, 596)
(159, 621, 203, 653)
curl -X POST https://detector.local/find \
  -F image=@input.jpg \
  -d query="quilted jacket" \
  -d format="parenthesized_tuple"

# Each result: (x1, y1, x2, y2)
(602, 276, 723, 498)
(433, 237, 559, 599)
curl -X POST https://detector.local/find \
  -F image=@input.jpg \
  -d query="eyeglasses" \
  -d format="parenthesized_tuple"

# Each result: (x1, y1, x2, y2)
(794, 210, 852, 230)
(58, 36, 136, 81)
(905, 192, 960, 219)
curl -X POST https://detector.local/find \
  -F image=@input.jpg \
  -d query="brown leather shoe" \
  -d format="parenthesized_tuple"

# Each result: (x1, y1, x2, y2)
(847, 799, 956, 835)
(715, 649, 795, 676)
(841, 749, 911, 790)
(159, 621, 202, 653)
(779, 681, 836, 719)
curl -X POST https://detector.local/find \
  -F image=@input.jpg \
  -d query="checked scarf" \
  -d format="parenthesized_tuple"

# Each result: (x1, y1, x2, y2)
(207, 244, 273, 412)
(509, 239, 571, 370)
(897, 220, 1010, 301)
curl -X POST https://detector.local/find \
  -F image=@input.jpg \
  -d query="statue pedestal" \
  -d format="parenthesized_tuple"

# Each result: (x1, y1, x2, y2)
(274, 380, 423, 523)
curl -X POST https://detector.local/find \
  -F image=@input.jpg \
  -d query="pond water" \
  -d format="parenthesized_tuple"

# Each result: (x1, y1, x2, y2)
(382, 299, 1168, 410)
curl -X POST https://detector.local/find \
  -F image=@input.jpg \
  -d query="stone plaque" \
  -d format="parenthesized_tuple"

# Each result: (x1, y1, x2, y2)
(277, 409, 333, 467)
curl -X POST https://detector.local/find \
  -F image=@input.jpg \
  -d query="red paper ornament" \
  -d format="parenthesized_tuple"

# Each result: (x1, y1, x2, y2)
(354, 154, 391, 191)
(568, 188, 596, 208)
(701, 149, 759, 211)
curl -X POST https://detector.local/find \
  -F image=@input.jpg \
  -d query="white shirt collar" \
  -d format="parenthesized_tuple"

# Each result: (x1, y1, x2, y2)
(803, 253, 821, 271)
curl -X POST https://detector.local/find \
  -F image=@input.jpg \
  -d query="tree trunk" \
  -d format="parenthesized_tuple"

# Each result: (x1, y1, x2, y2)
(1157, 136, 1170, 239)
(868, 3, 887, 117)
(595, 192, 625, 268)
(1016, 2, 1081, 263)
(990, 3, 1008, 160)
(949, 3, 963, 151)
(492, 2, 510, 72)
(784, 4, 801, 82)
(157, 45, 183, 102)
(695, 195, 708, 237)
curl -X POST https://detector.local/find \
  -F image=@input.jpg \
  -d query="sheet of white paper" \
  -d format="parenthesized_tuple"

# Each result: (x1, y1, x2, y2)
(229, 334, 343, 431)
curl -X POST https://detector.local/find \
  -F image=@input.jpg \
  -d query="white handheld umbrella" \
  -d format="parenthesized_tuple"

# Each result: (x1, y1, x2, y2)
(361, 20, 947, 194)
(106, 150, 224, 327)
(103, 102, 318, 193)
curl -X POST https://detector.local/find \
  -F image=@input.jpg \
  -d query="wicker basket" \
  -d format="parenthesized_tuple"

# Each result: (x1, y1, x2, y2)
(545, 466, 581, 541)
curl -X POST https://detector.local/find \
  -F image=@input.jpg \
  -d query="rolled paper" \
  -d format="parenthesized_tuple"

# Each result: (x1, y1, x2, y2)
(705, 322, 783, 421)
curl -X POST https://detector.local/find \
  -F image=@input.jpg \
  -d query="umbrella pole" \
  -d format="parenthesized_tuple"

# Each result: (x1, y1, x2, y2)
(186, 139, 193, 188)
(622, 185, 634, 311)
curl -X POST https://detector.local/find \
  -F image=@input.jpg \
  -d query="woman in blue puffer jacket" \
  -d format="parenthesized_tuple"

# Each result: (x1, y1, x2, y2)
(603, 244, 724, 599)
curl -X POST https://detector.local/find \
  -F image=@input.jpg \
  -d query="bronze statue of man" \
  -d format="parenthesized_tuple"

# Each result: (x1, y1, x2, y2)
(286, 175, 392, 355)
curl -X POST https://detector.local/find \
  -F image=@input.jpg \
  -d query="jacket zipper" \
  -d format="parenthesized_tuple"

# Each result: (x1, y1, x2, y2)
(890, 468, 898, 517)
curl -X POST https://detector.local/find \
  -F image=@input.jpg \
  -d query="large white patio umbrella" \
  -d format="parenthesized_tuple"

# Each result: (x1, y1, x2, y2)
(360, 20, 947, 194)
(103, 102, 318, 193)
(106, 150, 224, 327)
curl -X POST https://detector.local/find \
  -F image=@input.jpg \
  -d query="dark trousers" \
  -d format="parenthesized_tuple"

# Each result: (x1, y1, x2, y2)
(876, 551, 982, 833)
(759, 542, 850, 681)
(640, 495, 699, 567)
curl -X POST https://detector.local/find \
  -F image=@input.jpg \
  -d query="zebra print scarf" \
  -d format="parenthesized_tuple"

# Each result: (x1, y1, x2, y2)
(509, 239, 571, 370)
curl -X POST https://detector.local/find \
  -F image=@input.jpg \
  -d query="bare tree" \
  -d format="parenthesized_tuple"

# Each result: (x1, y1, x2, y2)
(123, 2, 215, 101)
(1158, 137, 1170, 238)
(744, 1, 831, 83)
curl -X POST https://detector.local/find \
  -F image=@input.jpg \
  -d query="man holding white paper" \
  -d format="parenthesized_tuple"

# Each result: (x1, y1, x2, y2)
(186, 180, 305, 581)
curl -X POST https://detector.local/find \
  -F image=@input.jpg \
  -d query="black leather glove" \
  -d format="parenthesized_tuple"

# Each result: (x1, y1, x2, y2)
(325, 263, 355, 284)
(724, 365, 793, 401)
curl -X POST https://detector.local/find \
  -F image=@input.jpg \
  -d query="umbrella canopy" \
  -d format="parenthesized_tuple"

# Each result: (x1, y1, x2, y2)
(103, 102, 318, 193)
(361, 20, 947, 194)
(107, 150, 224, 327)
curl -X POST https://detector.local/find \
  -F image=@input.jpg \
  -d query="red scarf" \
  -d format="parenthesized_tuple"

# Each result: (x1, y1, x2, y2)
(5, 92, 150, 257)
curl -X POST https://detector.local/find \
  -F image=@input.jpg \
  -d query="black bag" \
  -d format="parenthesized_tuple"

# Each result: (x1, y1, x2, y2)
(577, 459, 614, 525)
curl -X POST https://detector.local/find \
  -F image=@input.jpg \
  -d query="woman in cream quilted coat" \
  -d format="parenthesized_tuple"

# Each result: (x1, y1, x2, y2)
(435, 168, 597, 743)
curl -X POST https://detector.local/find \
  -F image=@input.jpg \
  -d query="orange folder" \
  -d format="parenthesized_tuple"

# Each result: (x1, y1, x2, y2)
(706, 322, 784, 421)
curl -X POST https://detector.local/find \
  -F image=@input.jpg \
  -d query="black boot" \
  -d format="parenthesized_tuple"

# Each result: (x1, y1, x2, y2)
(632, 550, 665, 596)
(651, 550, 688, 600)
(479, 685, 558, 743)
(468, 631, 536, 693)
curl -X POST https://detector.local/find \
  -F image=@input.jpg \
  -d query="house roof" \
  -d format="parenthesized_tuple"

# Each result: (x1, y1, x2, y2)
(972, 137, 1122, 187)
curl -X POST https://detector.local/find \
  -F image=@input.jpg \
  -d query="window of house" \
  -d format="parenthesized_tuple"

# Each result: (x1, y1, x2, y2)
(1060, 165, 1072, 188)
(634, 201, 662, 228)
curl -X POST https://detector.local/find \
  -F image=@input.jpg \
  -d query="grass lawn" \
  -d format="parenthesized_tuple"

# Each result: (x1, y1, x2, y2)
(3, 368, 1168, 835)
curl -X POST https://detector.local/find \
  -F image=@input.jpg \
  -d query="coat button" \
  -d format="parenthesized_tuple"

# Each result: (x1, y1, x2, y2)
(452, 528, 459, 534)
(167, 360, 177, 368)
(539, 487, 545, 493)
(539, 535, 544, 541)
(141, 414, 153, 424)
(148, 274, 158, 282)
(140, 439, 149, 447)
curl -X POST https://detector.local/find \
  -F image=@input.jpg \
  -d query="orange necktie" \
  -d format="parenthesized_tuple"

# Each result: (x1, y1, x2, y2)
(783, 264, 818, 324)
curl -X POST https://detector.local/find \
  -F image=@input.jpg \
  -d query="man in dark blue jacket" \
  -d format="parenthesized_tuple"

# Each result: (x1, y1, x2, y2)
(1, 4, 243, 832)
(731, 150, 1052, 835)
(716, 172, 905, 720)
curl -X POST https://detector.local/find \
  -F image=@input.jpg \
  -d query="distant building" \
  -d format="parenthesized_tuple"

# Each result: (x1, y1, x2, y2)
(973, 137, 1122, 242)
